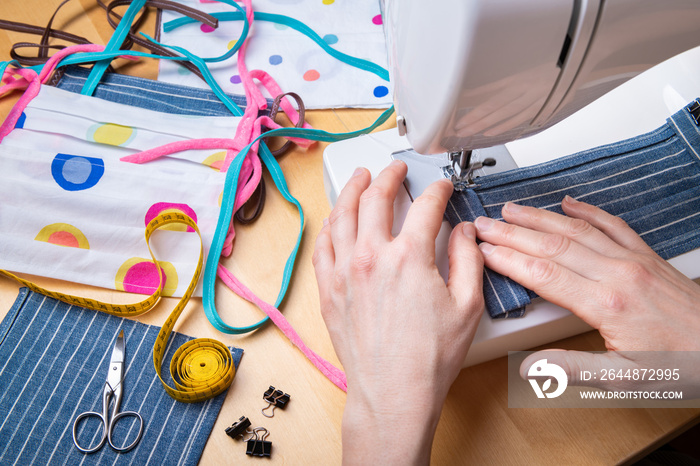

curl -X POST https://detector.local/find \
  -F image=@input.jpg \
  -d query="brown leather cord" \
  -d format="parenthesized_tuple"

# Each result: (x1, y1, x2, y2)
(0, 19, 89, 48)
(234, 172, 267, 225)
(2, 0, 110, 70)
(235, 92, 309, 224)
(38, 0, 74, 60)
(265, 92, 307, 157)
(0, 0, 218, 79)
(99, 0, 217, 29)
(97, 0, 218, 79)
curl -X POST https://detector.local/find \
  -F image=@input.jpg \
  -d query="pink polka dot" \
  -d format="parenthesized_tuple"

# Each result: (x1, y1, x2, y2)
(303, 69, 321, 81)
(200, 24, 216, 33)
(372, 14, 383, 25)
(123, 262, 166, 294)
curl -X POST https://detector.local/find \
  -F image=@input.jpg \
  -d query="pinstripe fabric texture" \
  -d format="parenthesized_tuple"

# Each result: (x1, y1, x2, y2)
(0, 288, 243, 465)
(445, 100, 700, 319)
(54, 65, 272, 116)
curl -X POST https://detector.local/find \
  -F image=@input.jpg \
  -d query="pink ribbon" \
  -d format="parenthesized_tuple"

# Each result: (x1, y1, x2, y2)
(0, 44, 106, 141)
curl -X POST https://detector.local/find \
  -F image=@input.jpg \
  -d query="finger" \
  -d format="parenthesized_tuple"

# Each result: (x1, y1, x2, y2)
(312, 218, 335, 309)
(561, 196, 655, 255)
(474, 215, 614, 281)
(329, 167, 371, 259)
(400, 178, 454, 251)
(479, 242, 603, 328)
(446, 223, 484, 313)
(499, 201, 627, 259)
(356, 159, 408, 242)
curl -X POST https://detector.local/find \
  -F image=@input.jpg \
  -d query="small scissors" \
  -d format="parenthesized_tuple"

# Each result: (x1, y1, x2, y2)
(72, 330, 144, 453)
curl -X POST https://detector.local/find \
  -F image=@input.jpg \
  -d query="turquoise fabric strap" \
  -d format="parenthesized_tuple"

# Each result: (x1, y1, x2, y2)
(0, 60, 20, 76)
(203, 106, 394, 334)
(163, 11, 389, 81)
(187, 0, 248, 63)
(81, 0, 148, 96)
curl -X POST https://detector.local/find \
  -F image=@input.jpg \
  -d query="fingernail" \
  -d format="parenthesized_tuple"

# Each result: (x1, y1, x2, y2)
(504, 202, 523, 214)
(390, 159, 406, 168)
(462, 222, 476, 239)
(322, 217, 329, 227)
(474, 216, 494, 232)
(479, 242, 495, 256)
(564, 195, 579, 204)
(352, 167, 365, 177)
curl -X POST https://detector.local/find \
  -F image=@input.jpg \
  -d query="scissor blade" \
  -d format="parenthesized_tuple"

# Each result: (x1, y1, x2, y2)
(111, 330, 125, 364)
(106, 330, 125, 390)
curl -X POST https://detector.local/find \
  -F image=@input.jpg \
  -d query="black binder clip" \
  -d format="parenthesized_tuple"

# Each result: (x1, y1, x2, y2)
(262, 386, 290, 418)
(245, 427, 272, 458)
(225, 416, 252, 440)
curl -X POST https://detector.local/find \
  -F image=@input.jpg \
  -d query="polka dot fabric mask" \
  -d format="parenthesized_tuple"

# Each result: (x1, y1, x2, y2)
(0, 85, 239, 298)
(157, 0, 392, 109)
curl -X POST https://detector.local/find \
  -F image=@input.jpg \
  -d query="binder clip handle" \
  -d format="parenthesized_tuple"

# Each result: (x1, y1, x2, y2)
(262, 386, 290, 418)
(246, 427, 272, 457)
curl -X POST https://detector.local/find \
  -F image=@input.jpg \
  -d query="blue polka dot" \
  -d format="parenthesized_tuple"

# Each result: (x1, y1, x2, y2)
(373, 85, 389, 98)
(15, 112, 26, 129)
(51, 153, 105, 191)
(269, 55, 283, 65)
(323, 34, 338, 45)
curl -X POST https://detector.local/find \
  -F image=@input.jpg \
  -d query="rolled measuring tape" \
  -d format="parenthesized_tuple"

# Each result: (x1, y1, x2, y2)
(0, 211, 235, 403)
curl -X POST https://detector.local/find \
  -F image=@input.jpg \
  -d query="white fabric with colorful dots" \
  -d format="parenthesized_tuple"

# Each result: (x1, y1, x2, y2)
(0, 86, 236, 298)
(157, 0, 392, 109)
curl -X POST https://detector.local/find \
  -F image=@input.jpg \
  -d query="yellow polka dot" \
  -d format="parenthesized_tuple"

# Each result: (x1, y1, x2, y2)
(322, 0, 334, 4)
(203, 151, 226, 171)
(89, 123, 135, 146)
(227, 39, 237, 50)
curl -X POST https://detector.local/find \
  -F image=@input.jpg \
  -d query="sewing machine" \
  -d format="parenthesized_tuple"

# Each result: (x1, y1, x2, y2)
(323, 0, 700, 366)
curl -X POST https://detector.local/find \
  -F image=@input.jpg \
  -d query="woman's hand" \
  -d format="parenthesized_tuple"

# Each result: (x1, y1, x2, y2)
(313, 161, 485, 465)
(474, 196, 700, 389)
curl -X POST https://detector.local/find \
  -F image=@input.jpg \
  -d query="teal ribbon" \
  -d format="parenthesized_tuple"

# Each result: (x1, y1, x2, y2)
(203, 106, 394, 333)
(81, 0, 148, 96)
(163, 11, 389, 81)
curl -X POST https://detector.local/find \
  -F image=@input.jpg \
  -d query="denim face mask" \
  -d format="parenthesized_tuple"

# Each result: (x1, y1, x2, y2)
(444, 99, 700, 319)
(53, 64, 272, 116)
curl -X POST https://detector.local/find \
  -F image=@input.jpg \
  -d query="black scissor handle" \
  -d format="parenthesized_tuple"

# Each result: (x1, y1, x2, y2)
(107, 410, 144, 453)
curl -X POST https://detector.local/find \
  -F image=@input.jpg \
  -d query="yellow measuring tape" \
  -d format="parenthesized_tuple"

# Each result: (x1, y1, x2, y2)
(0, 211, 234, 403)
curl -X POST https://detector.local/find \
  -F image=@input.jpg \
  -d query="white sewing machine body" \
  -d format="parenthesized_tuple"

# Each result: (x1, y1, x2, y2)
(323, 0, 700, 367)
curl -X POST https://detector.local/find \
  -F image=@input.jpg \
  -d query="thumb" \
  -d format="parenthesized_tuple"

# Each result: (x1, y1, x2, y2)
(446, 222, 484, 312)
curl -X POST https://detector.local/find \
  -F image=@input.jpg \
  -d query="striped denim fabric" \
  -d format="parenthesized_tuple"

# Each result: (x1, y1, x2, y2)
(53, 65, 273, 116)
(445, 99, 700, 319)
(0, 288, 243, 466)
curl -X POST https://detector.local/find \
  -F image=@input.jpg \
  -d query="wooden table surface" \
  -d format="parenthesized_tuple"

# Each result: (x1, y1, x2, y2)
(1, 1, 698, 464)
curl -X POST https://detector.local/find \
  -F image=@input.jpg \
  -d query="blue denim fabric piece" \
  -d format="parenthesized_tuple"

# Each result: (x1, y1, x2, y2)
(54, 65, 273, 116)
(0, 288, 244, 465)
(445, 100, 700, 319)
